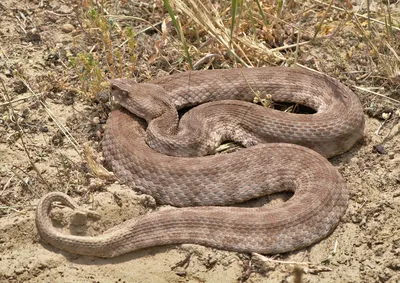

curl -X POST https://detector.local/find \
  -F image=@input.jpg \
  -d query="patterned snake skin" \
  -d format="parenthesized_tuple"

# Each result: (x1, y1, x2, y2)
(36, 67, 365, 258)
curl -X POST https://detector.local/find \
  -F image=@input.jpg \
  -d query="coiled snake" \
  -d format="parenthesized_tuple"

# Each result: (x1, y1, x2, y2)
(36, 67, 364, 258)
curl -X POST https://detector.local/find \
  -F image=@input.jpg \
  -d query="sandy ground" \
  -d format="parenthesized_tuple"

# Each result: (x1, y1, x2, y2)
(0, 0, 399, 282)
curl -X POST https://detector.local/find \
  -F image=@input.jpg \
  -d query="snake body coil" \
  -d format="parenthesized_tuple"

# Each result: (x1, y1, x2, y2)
(36, 67, 364, 258)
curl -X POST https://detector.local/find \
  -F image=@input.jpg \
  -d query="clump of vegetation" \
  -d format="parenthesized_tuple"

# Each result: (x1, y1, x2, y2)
(69, 1, 137, 98)
(162, 0, 399, 105)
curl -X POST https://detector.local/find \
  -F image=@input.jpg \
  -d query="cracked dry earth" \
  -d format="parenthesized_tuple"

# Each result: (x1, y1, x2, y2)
(1, 0, 400, 283)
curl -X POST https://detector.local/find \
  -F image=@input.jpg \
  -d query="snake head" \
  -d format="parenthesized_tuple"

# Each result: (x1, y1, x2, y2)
(110, 79, 171, 123)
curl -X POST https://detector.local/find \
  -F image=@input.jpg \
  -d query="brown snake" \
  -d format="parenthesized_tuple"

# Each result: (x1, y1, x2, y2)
(36, 67, 364, 258)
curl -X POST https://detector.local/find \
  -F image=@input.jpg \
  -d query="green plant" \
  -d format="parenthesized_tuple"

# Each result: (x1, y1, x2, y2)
(69, 3, 138, 98)
(69, 52, 103, 96)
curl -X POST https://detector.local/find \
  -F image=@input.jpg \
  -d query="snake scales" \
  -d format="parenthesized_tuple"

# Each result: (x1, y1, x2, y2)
(36, 67, 364, 258)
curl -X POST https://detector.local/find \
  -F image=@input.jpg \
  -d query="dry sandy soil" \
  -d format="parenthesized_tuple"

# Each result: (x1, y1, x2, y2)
(0, 0, 399, 282)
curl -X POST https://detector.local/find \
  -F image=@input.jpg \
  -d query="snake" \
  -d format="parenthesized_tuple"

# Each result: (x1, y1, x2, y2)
(35, 67, 365, 258)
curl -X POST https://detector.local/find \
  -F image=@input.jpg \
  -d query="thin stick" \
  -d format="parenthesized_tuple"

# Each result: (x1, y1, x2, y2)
(0, 94, 34, 107)
(253, 253, 333, 272)
(353, 86, 400, 104)
(269, 40, 310, 52)
(253, 253, 312, 265)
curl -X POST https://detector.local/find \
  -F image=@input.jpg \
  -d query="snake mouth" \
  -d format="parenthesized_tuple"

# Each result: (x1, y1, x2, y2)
(111, 94, 122, 107)
(110, 94, 127, 112)
(110, 85, 133, 111)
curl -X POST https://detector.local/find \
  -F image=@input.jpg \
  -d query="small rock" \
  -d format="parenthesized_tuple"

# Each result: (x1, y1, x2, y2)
(61, 23, 74, 33)
(57, 5, 73, 14)
(373, 145, 385, 154)
(25, 28, 41, 42)
(38, 125, 48, 132)
(386, 259, 400, 271)
(13, 80, 27, 94)
(174, 269, 186, 277)
(15, 268, 25, 275)
(21, 108, 29, 118)
(4, 69, 13, 77)
(51, 132, 64, 146)
(92, 116, 100, 124)
(70, 211, 87, 227)
(388, 152, 395, 159)
(62, 91, 75, 105)
(44, 11, 58, 23)
(29, 100, 40, 110)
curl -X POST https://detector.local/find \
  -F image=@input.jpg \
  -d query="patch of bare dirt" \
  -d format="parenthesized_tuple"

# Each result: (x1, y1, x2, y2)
(0, 0, 399, 282)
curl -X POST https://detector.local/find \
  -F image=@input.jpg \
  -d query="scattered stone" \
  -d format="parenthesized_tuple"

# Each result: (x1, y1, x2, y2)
(204, 255, 218, 270)
(38, 125, 48, 132)
(62, 91, 75, 106)
(388, 152, 395, 159)
(174, 269, 187, 277)
(357, 42, 366, 50)
(70, 211, 87, 227)
(21, 108, 29, 119)
(51, 132, 64, 146)
(25, 28, 41, 42)
(61, 23, 74, 33)
(57, 5, 73, 14)
(29, 100, 40, 110)
(366, 105, 393, 119)
(378, 269, 392, 283)
(373, 145, 385, 154)
(4, 68, 13, 77)
(14, 268, 25, 275)
(44, 11, 58, 23)
(386, 259, 400, 271)
(13, 80, 27, 94)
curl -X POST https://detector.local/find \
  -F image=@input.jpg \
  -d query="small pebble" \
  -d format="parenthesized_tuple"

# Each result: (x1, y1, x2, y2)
(13, 80, 27, 94)
(51, 133, 64, 146)
(62, 92, 75, 106)
(4, 69, 13, 77)
(57, 5, 73, 14)
(14, 268, 25, 275)
(174, 269, 187, 277)
(39, 125, 48, 132)
(93, 116, 100, 124)
(374, 145, 385, 154)
(357, 42, 366, 50)
(70, 211, 87, 226)
(61, 23, 74, 33)
(25, 28, 41, 42)
(388, 152, 395, 159)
